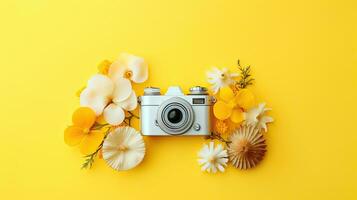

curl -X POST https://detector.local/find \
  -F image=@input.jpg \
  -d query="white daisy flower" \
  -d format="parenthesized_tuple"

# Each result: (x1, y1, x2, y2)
(198, 142, 228, 173)
(207, 67, 239, 94)
(102, 127, 145, 171)
(244, 103, 274, 132)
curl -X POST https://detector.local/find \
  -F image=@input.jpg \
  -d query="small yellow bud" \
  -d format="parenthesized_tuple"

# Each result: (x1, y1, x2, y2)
(76, 86, 86, 97)
(97, 60, 112, 75)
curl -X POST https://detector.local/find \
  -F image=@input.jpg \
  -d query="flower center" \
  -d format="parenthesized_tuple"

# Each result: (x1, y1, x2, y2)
(238, 140, 250, 154)
(83, 128, 90, 134)
(208, 156, 216, 163)
(220, 73, 225, 79)
(124, 70, 133, 79)
(118, 144, 128, 152)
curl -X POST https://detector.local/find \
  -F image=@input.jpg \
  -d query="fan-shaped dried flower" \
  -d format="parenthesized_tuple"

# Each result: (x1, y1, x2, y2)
(102, 126, 145, 171)
(228, 126, 266, 170)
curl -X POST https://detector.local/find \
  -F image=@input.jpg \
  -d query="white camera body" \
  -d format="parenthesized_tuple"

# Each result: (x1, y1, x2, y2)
(139, 86, 214, 136)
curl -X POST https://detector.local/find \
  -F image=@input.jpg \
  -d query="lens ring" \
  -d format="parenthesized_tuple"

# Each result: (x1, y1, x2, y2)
(157, 97, 194, 135)
(162, 104, 188, 129)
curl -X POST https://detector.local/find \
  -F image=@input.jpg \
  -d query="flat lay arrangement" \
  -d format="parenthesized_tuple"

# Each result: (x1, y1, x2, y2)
(3, 1, 355, 198)
(64, 53, 273, 173)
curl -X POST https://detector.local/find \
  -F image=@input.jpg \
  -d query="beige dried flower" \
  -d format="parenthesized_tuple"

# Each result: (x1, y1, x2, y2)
(228, 125, 266, 170)
(102, 126, 145, 171)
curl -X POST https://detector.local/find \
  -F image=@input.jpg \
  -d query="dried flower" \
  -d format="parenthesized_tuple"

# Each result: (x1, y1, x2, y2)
(207, 67, 239, 94)
(214, 120, 228, 135)
(244, 103, 274, 132)
(64, 107, 105, 155)
(198, 142, 228, 173)
(102, 127, 145, 171)
(228, 126, 266, 170)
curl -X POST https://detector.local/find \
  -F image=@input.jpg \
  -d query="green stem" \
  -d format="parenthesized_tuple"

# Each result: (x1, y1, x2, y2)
(91, 123, 110, 130)
(128, 111, 139, 119)
(205, 132, 231, 144)
(81, 127, 111, 169)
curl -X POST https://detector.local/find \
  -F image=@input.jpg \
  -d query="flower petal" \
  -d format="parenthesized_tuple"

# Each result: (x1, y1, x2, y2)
(87, 74, 113, 96)
(112, 77, 132, 102)
(115, 91, 137, 111)
(258, 116, 274, 132)
(127, 55, 148, 83)
(207, 67, 237, 94)
(103, 103, 125, 125)
(230, 108, 244, 124)
(72, 107, 96, 128)
(80, 88, 108, 116)
(213, 101, 232, 120)
(79, 130, 105, 155)
(211, 84, 220, 94)
(64, 126, 85, 146)
(108, 59, 127, 81)
(219, 87, 235, 102)
(235, 89, 255, 110)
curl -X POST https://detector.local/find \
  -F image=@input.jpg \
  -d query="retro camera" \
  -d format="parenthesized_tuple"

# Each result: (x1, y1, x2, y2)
(139, 86, 214, 136)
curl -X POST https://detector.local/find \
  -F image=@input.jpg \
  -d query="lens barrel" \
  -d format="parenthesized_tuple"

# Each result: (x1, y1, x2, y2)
(157, 97, 194, 135)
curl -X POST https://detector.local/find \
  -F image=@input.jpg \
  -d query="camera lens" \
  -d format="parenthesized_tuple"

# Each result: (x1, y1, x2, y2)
(157, 97, 194, 135)
(167, 108, 183, 124)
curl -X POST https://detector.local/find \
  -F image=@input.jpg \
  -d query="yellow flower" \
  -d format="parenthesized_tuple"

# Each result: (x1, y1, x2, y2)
(64, 107, 105, 155)
(213, 87, 255, 124)
(97, 60, 112, 75)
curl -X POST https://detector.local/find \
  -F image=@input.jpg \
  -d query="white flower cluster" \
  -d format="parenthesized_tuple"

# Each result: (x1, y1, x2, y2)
(80, 53, 148, 125)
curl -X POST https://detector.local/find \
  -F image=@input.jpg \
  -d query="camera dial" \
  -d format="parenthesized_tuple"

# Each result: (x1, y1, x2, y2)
(189, 86, 208, 95)
(144, 87, 161, 95)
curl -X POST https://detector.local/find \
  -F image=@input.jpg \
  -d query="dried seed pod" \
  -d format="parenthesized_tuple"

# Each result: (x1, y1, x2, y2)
(228, 126, 266, 170)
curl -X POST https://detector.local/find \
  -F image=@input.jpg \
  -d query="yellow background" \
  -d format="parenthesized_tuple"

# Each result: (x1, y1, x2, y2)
(0, 0, 356, 199)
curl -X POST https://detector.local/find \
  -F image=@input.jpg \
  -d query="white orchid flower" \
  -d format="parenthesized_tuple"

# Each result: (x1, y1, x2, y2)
(244, 103, 274, 132)
(207, 67, 239, 94)
(80, 53, 148, 126)
(109, 53, 148, 83)
(80, 74, 137, 125)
